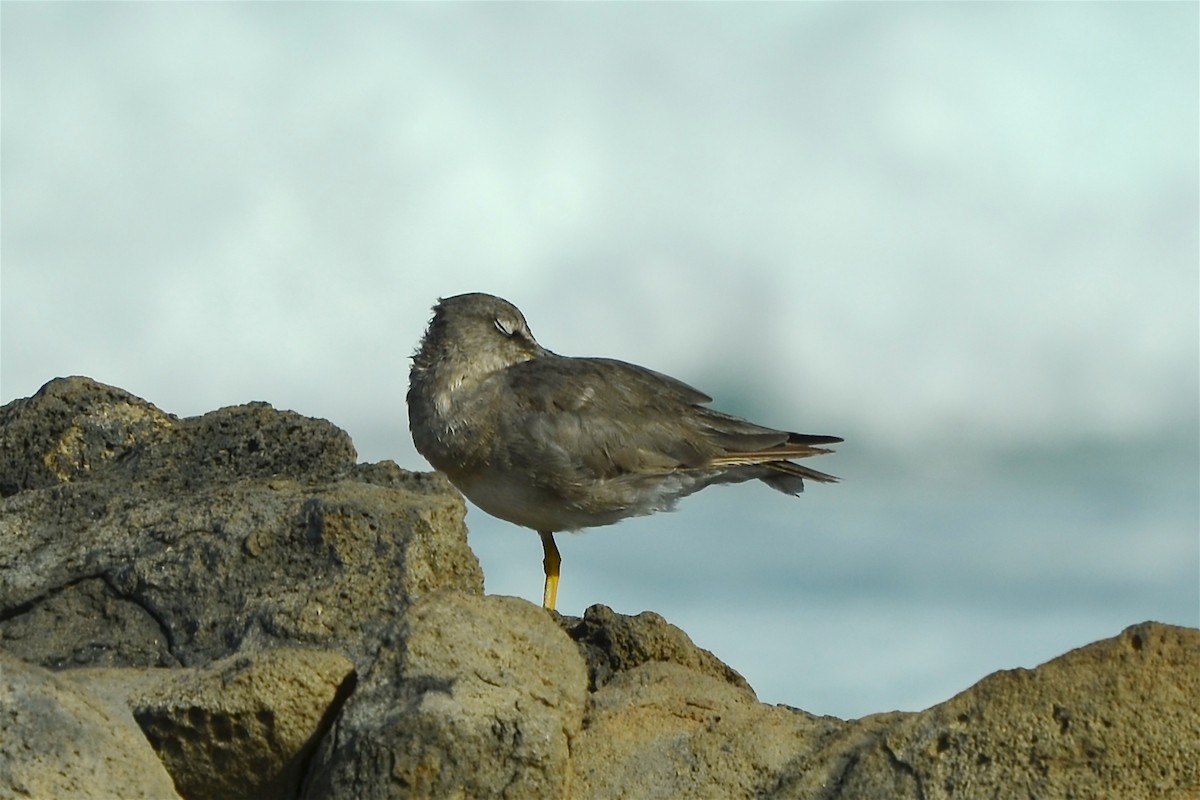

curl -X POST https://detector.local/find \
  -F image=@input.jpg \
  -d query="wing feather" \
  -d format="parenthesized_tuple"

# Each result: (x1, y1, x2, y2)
(493, 354, 838, 488)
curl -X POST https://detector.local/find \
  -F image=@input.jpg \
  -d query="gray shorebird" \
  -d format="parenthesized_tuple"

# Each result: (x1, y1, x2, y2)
(407, 292, 840, 611)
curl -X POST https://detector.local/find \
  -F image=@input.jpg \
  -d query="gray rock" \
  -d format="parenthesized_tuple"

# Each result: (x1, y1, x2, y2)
(562, 603, 752, 693)
(0, 575, 174, 668)
(0, 377, 482, 671)
(303, 592, 589, 800)
(0, 376, 356, 496)
(0, 650, 182, 800)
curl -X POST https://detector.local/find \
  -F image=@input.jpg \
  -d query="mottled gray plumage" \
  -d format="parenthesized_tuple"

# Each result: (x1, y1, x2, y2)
(407, 292, 840, 609)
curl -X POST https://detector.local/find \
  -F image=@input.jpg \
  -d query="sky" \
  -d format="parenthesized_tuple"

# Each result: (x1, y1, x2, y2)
(2, 3, 1197, 718)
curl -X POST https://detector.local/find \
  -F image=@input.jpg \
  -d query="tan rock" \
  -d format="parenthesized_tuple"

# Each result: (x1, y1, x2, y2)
(563, 618, 1200, 799)
(772, 621, 1200, 799)
(0, 650, 182, 800)
(110, 648, 355, 800)
(304, 592, 589, 800)
(878, 621, 1200, 800)
(572, 660, 840, 799)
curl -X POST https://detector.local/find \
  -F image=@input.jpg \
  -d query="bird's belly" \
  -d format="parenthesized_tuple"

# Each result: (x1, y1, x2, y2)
(447, 466, 684, 533)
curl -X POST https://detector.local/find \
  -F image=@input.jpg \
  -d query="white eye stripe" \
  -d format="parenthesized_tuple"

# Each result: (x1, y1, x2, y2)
(494, 317, 518, 337)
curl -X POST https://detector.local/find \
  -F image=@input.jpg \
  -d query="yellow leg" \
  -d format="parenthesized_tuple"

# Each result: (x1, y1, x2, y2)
(540, 531, 560, 611)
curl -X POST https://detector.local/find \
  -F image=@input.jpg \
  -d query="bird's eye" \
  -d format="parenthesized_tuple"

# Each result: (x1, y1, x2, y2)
(494, 317, 518, 337)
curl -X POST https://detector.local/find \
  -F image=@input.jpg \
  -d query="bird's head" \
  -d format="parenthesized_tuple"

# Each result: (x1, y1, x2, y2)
(412, 292, 546, 386)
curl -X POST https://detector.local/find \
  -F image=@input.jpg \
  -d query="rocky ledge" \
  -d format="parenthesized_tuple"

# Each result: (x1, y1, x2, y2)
(1, 377, 1196, 800)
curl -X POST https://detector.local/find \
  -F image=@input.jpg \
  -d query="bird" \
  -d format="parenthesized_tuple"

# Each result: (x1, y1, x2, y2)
(407, 292, 840, 611)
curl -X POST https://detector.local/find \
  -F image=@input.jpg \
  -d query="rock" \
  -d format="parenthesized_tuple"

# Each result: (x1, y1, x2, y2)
(568, 620, 1200, 799)
(571, 659, 837, 799)
(2, 378, 1198, 800)
(0, 575, 175, 668)
(847, 621, 1200, 800)
(303, 592, 589, 800)
(759, 621, 1200, 800)
(0, 650, 182, 800)
(0, 377, 175, 495)
(0, 376, 359, 495)
(0, 377, 482, 670)
(73, 648, 355, 800)
(0, 376, 357, 496)
(562, 603, 752, 693)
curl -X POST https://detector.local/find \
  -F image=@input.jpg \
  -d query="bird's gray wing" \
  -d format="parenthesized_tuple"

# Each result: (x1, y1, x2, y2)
(492, 357, 706, 477)
(493, 356, 798, 481)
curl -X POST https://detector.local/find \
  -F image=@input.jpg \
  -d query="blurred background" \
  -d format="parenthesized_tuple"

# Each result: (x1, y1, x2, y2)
(2, 3, 1196, 718)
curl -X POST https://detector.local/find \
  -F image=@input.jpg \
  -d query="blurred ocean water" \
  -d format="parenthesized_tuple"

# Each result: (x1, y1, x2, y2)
(467, 435, 1199, 718)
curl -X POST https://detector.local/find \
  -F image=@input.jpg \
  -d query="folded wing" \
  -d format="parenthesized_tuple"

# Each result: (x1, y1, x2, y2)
(495, 355, 840, 492)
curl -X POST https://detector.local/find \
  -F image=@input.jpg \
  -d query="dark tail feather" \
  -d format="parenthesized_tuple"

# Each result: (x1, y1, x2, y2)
(786, 432, 843, 446)
(768, 459, 839, 484)
(760, 458, 840, 496)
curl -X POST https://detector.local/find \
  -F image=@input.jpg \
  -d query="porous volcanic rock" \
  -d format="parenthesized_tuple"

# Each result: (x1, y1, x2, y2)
(566, 620, 1200, 800)
(0, 376, 481, 671)
(828, 621, 1200, 800)
(0, 649, 182, 800)
(136, 648, 352, 800)
(303, 592, 589, 800)
(563, 603, 752, 693)
(2, 377, 1197, 800)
